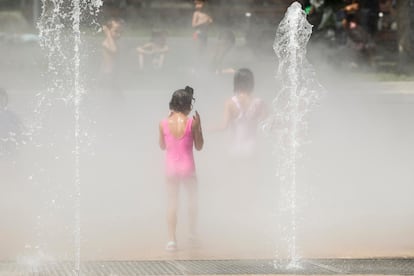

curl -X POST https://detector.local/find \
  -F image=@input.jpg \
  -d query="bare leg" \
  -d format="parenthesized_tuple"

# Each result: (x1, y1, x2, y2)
(157, 54, 165, 69)
(183, 176, 198, 237)
(166, 177, 179, 243)
(138, 53, 144, 70)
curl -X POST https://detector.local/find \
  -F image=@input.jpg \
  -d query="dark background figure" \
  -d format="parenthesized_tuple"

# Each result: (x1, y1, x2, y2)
(378, 0, 396, 31)
(307, 0, 325, 28)
(338, 0, 379, 37)
(359, 0, 379, 35)
(333, 0, 360, 47)
(344, 13, 376, 67)
(306, 0, 339, 48)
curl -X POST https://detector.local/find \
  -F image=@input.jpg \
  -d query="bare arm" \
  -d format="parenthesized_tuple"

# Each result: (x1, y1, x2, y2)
(192, 11, 200, 28)
(102, 26, 117, 54)
(344, 2, 359, 12)
(159, 122, 166, 150)
(222, 100, 234, 130)
(192, 111, 204, 151)
(136, 43, 153, 54)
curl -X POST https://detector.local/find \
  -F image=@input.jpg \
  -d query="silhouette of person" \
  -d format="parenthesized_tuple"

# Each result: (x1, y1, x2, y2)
(216, 68, 267, 158)
(136, 30, 169, 70)
(101, 18, 124, 95)
(192, 0, 213, 56)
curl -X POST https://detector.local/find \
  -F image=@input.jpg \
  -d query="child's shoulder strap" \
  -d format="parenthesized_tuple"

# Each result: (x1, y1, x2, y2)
(186, 117, 193, 132)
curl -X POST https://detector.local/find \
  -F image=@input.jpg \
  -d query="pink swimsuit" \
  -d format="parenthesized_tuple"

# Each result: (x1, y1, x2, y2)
(162, 118, 195, 178)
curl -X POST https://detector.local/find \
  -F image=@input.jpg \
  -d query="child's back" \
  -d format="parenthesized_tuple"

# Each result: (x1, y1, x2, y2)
(161, 115, 195, 178)
(228, 94, 264, 156)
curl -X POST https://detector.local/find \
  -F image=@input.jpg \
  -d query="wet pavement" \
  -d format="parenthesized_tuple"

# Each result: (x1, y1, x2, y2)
(1, 258, 414, 275)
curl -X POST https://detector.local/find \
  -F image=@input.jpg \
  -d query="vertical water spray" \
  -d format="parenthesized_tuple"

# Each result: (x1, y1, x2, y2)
(263, 1, 322, 268)
(37, 0, 102, 274)
(72, 0, 82, 273)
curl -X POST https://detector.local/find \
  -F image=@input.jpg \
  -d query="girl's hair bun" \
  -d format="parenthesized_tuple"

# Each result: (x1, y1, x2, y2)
(184, 86, 194, 96)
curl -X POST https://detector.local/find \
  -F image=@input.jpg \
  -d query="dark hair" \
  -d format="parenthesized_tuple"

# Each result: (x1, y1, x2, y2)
(106, 17, 124, 28)
(169, 86, 194, 112)
(234, 68, 254, 93)
(194, 0, 206, 10)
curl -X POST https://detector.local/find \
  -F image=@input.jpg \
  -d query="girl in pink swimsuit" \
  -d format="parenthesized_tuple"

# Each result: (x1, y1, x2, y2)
(159, 86, 204, 251)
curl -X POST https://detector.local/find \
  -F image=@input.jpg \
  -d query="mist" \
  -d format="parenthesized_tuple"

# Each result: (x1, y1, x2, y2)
(0, 8, 413, 263)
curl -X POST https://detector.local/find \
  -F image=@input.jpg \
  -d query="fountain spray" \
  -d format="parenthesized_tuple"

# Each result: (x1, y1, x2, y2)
(37, 0, 102, 274)
(263, 1, 323, 268)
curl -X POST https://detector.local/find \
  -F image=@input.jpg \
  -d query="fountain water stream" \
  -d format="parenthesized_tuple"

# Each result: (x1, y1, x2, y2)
(263, 1, 323, 268)
(37, 0, 102, 274)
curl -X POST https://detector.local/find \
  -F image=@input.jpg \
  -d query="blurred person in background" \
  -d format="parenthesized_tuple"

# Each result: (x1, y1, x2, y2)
(192, 0, 213, 56)
(343, 13, 376, 68)
(215, 68, 267, 158)
(358, 0, 379, 36)
(211, 68, 268, 222)
(101, 18, 124, 95)
(378, 0, 396, 31)
(136, 30, 169, 70)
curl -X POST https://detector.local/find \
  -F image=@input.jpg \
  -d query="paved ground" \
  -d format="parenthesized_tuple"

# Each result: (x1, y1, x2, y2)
(0, 259, 414, 276)
(1, 258, 414, 275)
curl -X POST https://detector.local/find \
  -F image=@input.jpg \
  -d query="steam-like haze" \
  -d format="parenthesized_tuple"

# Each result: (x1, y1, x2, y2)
(0, 16, 413, 263)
